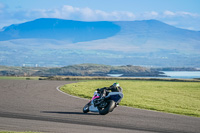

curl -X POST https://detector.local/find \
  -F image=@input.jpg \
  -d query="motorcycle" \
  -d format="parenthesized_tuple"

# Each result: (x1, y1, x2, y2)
(83, 89, 123, 115)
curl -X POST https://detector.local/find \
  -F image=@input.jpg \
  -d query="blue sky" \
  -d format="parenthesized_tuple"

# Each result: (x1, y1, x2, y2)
(0, 0, 200, 30)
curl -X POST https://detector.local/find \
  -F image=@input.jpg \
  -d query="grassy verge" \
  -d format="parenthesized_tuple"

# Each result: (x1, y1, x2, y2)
(60, 80, 200, 117)
(43, 76, 200, 82)
(0, 131, 41, 133)
(0, 76, 40, 80)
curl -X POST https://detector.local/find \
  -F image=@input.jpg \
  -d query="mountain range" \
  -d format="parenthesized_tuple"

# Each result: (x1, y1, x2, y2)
(0, 18, 200, 67)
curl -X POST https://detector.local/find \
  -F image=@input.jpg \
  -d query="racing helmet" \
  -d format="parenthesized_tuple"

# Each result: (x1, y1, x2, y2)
(112, 82, 120, 88)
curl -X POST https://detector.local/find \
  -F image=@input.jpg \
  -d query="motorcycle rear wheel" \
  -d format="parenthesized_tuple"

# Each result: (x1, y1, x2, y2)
(99, 100, 115, 115)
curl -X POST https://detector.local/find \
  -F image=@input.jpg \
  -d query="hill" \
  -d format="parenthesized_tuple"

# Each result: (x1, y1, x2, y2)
(0, 18, 200, 67)
(0, 18, 120, 43)
(0, 64, 163, 77)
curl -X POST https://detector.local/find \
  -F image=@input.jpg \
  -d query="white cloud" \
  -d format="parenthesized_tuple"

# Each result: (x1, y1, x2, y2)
(18, 5, 135, 21)
(163, 10, 199, 18)
(1, 4, 199, 21)
(164, 10, 175, 16)
(54, 5, 136, 21)
(178, 11, 199, 17)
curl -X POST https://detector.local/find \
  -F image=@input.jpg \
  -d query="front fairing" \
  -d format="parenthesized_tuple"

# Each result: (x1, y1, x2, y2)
(89, 100, 99, 112)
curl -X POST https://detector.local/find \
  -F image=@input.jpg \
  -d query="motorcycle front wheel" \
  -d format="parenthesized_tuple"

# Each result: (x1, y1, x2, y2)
(83, 102, 90, 113)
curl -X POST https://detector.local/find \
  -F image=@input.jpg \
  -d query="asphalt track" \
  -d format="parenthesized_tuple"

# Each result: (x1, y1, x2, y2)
(0, 80, 200, 133)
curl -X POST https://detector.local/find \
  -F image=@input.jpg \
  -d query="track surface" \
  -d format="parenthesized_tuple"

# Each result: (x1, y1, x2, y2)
(0, 80, 200, 133)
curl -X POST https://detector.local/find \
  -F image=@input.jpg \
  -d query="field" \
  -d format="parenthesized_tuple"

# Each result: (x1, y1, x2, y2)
(60, 80, 200, 117)
(0, 131, 39, 133)
(0, 76, 40, 80)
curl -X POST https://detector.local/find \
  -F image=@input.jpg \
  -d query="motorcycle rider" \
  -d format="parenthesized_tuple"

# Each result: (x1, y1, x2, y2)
(97, 82, 122, 97)
(83, 82, 123, 114)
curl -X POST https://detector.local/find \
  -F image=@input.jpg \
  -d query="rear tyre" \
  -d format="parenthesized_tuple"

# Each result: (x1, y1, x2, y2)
(99, 100, 115, 115)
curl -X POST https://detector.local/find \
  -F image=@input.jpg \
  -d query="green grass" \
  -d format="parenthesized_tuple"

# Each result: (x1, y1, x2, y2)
(0, 76, 40, 80)
(0, 131, 41, 133)
(60, 80, 200, 117)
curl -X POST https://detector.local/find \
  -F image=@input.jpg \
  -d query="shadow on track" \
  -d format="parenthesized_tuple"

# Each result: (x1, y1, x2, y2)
(41, 111, 99, 115)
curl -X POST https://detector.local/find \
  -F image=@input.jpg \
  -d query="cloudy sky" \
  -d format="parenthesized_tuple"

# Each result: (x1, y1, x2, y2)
(0, 0, 200, 30)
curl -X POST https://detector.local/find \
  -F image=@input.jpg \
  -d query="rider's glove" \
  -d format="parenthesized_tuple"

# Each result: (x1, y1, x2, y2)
(97, 88, 100, 92)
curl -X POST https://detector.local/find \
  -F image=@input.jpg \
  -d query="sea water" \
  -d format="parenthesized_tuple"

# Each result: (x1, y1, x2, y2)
(161, 71, 200, 79)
